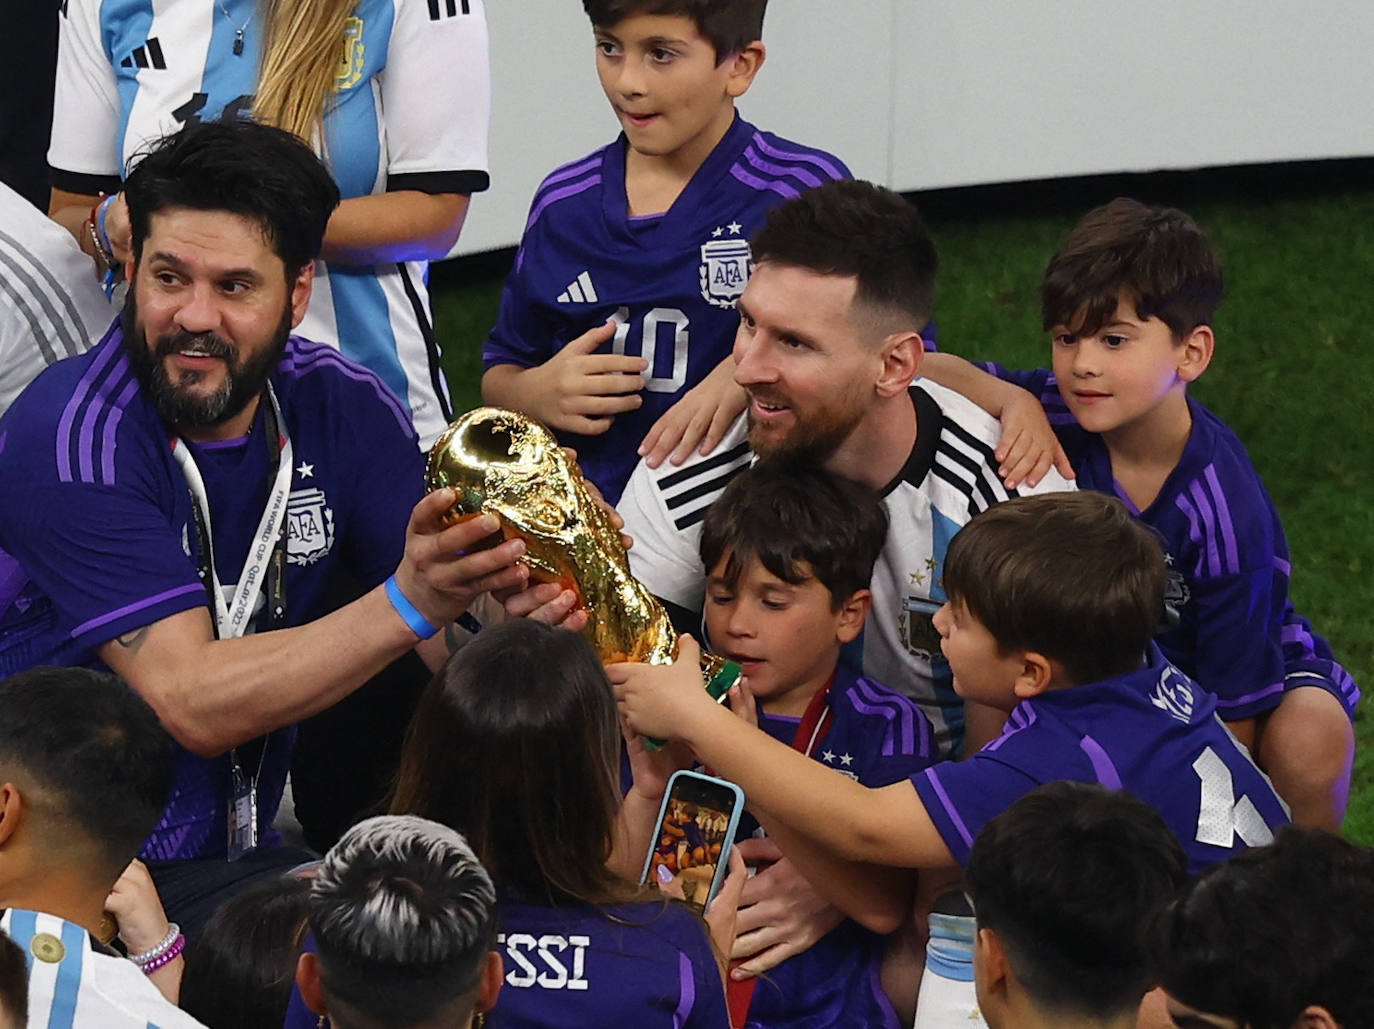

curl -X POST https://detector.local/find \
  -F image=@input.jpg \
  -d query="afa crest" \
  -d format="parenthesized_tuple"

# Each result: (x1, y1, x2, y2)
(901, 596, 942, 660)
(336, 17, 365, 91)
(287, 488, 336, 566)
(699, 235, 752, 309)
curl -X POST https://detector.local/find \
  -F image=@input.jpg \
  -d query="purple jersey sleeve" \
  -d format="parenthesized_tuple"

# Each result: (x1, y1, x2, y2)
(911, 756, 1042, 866)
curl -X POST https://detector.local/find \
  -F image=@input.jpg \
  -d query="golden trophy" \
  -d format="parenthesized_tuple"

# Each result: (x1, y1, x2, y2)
(425, 408, 741, 723)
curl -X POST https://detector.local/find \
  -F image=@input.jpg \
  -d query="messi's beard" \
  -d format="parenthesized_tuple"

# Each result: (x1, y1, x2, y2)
(121, 290, 291, 432)
(746, 386, 868, 465)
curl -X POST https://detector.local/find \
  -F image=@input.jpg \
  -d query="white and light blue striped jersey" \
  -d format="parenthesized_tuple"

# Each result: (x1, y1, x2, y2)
(49, 0, 492, 447)
(2, 909, 206, 1028)
(0, 184, 113, 416)
(618, 380, 1076, 756)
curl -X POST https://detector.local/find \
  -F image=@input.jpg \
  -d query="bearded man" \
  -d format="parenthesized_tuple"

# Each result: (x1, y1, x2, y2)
(0, 120, 529, 935)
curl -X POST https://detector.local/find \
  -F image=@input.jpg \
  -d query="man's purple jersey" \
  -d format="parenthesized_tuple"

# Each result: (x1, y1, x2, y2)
(744, 665, 935, 1029)
(0, 327, 423, 859)
(912, 649, 1290, 875)
(489, 898, 727, 1028)
(991, 366, 1359, 720)
(482, 115, 849, 502)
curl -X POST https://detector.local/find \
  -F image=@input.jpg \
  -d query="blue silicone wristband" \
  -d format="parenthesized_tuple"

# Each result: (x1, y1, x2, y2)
(384, 575, 440, 640)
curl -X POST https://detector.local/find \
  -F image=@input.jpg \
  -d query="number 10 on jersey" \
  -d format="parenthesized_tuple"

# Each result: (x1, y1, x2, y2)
(610, 307, 690, 394)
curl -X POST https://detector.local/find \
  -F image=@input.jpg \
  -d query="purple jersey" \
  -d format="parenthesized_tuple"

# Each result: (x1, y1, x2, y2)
(489, 898, 727, 1028)
(912, 649, 1291, 875)
(991, 366, 1359, 720)
(739, 666, 934, 1029)
(482, 115, 850, 502)
(0, 327, 423, 858)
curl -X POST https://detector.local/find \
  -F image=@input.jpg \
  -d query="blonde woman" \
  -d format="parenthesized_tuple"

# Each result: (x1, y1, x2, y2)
(47, 0, 490, 448)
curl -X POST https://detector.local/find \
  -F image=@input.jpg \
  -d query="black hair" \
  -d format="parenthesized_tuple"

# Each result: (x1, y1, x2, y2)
(123, 118, 340, 276)
(179, 873, 312, 1029)
(0, 667, 173, 879)
(310, 815, 498, 1029)
(390, 620, 640, 908)
(1041, 198, 1224, 339)
(1149, 826, 1374, 1029)
(967, 781, 1188, 1020)
(583, 0, 767, 61)
(941, 492, 1165, 686)
(699, 461, 887, 608)
(751, 179, 938, 334)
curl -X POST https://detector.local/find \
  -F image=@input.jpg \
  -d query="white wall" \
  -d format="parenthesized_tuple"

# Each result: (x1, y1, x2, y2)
(457, 0, 1374, 255)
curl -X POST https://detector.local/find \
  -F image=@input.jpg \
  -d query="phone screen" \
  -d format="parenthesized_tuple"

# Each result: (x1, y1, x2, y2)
(644, 772, 743, 915)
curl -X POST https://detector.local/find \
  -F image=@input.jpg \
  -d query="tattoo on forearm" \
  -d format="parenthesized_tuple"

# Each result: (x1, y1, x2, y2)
(115, 626, 151, 652)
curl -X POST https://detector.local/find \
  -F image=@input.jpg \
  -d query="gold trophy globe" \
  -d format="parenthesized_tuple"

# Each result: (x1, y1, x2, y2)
(425, 408, 741, 720)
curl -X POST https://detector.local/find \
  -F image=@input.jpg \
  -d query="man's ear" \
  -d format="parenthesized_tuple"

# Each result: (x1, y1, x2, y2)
(295, 952, 327, 1016)
(1176, 325, 1213, 383)
(0, 783, 24, 848)
(474, 950, 504, 1013)
(875, 331, 923, 398)
(289, 262, 316, 329)
(835, 589, 872, 645)
(724, 41, 765, 99)
(1012, 652, 1055, 700)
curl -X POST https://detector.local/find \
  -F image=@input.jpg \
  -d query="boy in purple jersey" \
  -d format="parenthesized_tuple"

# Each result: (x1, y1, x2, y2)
(698, 463, 937, 1028)
(921, 199, 1358, 830)
(482, 0, 852, 502)
(611, 494, 1289, 941)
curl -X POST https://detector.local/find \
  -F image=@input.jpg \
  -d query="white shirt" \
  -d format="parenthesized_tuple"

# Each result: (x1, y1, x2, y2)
(2, 909, 206, 1028)
(0, 184, 113, 416)
(619, 380, 1077, 755)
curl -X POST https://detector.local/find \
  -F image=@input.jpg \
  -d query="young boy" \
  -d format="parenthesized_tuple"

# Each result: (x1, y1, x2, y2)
(481, 1, 851, 503)
(611, 492, 1290, 916)
(695, 462, 938, 1029)
(968, 782, 1189, 1029)
(921, 199, 1359, 829)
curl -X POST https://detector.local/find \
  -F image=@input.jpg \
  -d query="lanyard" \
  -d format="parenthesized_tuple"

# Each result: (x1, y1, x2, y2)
(170, 383, 292, 640)
(789, 672, 836, 757)
(168, 385, 292, 860)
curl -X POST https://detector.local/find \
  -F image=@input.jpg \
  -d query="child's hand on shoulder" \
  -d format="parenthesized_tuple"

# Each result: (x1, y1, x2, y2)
(995, 388, 1075, 489)
(609, 634, 719, 741)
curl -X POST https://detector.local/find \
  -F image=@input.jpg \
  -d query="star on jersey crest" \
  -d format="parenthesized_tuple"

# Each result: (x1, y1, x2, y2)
(727, 221, 743, 234)
(839, 753, 854, 767)
(821, 749, 836, 763)
(711, 226, 724, 238)
(296, 462, 315, 479)
(909, 570, 926, 587)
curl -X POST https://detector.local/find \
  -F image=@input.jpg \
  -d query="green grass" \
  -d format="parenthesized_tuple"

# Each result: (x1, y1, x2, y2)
(429, 169, 1374, 842)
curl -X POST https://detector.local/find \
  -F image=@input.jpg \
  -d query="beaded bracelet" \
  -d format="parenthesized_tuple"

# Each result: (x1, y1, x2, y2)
(128, 922, 181, 966)
(138, 933, 185, 975)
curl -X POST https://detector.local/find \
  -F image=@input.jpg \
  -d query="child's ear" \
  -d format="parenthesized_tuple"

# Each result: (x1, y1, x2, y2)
(835, 589, 872, 644)
(974, 927, 1009, 1001)
(1176, 325, 1214, 383)
(1011, 651, 1055, 699)
(875, 332, 924, 398)
(724, 41, 766, 99)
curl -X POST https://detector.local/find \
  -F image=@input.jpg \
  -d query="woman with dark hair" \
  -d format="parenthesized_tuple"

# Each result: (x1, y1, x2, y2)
(390, 618, 741, 1027)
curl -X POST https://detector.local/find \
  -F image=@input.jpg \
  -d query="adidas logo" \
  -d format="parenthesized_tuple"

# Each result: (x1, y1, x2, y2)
(121, 38, 167, 70)
(557, 271, 599, 304)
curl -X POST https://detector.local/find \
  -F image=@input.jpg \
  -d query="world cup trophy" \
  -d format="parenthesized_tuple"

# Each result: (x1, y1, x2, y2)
(425, 408, 741, 726)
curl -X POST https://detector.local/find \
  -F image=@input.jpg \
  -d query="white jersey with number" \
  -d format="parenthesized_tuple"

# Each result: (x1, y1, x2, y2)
(619, 380, 1076, 756)
(49, 0, 492, 447)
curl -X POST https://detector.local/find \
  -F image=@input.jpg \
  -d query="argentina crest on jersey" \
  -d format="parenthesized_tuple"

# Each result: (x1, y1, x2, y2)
(699, 223, 751, 309)
(287, 475, 335, 566)
(1162, 551, 1191, 624)
(336, 17, 366, 90)
(900, 560, 943, 659)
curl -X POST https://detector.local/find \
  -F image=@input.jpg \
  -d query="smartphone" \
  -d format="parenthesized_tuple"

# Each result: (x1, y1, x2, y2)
(641, 770, 745, 915)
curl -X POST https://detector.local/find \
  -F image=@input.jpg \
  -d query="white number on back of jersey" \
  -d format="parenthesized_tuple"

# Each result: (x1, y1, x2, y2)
(611, 306, 689, 393)
(1192, 746, 1275, 848)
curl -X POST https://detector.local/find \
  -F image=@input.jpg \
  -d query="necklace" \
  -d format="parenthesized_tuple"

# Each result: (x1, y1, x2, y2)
(216, 0, 254, 56)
